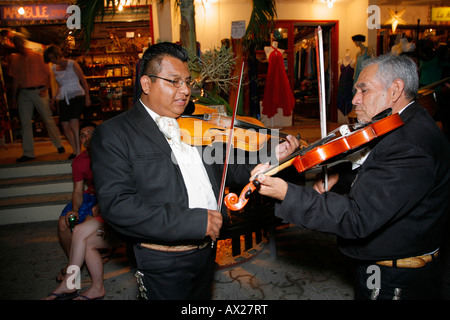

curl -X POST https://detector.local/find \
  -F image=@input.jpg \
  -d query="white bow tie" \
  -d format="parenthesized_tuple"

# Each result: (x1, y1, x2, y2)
(156, 116, 184, 150)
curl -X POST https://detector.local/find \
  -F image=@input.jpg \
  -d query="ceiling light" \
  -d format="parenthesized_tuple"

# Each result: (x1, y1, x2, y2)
(385, 8, 407, 33)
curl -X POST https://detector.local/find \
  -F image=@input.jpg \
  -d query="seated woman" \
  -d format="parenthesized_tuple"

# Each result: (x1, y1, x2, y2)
(55, 121, 98, 282)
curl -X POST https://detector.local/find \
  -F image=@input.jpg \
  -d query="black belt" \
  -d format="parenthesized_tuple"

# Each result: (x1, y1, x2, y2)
(22, 86, 45, 90)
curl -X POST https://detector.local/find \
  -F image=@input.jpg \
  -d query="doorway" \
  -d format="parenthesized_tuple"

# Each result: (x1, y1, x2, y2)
(274, 20, 339, 122)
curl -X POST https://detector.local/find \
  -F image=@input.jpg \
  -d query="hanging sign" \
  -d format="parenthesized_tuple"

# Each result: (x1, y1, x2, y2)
(231, 20, 246, 39)
(431, 7, 450, 22)
(0, 4, 70, 21)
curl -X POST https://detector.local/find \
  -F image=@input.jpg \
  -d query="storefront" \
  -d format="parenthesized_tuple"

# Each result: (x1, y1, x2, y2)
(80, 16, 154, 121)
(1, 0, 449, 142)
(0, 2, 154, 141)
(188, 0, 449, 124)
(255, 20, 339, 123)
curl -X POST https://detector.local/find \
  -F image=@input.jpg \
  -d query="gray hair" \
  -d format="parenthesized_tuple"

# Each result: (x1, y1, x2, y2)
(362, 54, 419, 100)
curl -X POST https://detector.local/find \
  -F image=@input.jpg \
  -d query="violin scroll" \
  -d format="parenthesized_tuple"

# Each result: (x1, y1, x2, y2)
(223, 180, 261, 211)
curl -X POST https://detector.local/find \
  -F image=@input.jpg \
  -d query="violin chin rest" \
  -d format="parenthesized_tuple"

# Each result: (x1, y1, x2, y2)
(182, 101, 195, 115)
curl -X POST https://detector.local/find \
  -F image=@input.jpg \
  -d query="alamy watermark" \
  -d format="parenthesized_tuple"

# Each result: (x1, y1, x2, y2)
(65, 265, 81, 290)
(65, 5, 384, 31)
(366, 264, 381, 290)
(367, 5, 381, 30)
(171, 125, 281, 166)
(66, 5, 81, 30)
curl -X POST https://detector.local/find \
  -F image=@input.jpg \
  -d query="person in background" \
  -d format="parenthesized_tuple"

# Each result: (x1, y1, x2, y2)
(44, 45, 91, 160)
(251, 54, 450, 300)
(91, 42, 299, 300)
(8, 34, 65, 162)
(56, 121, 98, 282)
(45, 122, 121, 300)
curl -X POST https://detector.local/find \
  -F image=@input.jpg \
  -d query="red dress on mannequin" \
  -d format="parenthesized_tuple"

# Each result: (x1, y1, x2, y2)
(262, 46, 295, 118)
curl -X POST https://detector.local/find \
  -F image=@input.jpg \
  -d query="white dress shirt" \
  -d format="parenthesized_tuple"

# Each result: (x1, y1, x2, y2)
(141, 99, 218, 211)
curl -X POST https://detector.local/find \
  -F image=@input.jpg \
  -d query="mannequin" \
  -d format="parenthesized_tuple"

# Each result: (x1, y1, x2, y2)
(261, 40, 295, 123)
(352, 34, 373, 85)
(391, 37, 416, 55)
(338, 49, 355, 68)
(264, 41, 285, 60)
(337, 49, 355, 116)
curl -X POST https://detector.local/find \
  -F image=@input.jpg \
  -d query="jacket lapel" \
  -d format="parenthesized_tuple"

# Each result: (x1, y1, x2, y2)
(129, 101, 174, 160)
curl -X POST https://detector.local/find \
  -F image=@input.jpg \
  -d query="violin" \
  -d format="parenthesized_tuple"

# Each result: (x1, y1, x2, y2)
(177, 104, 306, 152)
(224, 110, 405, 211)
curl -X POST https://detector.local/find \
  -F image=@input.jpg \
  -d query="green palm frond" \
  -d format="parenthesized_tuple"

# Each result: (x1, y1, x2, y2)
(71, 0, 153, 51)
(244, 0, 277, 46)
(68, 0, 113, 50)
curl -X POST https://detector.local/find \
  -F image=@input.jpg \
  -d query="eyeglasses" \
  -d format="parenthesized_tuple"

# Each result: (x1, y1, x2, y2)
(147, 75, 196, 89)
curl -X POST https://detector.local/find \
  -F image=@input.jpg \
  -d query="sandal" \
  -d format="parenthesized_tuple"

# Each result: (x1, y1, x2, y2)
(75, 294, 105, 300)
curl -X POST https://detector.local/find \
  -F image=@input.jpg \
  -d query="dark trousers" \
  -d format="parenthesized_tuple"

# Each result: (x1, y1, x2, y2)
(354, 256, 442, 300)
(133, 244, 215, 300)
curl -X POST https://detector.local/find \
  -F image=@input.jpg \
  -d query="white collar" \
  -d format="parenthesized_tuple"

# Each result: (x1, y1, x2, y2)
(397, 100, 414, 115)
(140, 98, 160, 122)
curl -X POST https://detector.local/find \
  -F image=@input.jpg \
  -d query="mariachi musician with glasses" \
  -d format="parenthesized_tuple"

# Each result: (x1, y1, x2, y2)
(91, 42, 299, 300)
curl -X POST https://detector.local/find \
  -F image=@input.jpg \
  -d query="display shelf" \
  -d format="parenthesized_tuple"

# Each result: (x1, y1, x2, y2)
(83, 55, 136, 120)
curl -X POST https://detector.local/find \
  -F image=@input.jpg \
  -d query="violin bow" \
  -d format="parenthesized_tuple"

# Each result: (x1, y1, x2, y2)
(315, 26, 329, 191)
(217, 60, 245, 212)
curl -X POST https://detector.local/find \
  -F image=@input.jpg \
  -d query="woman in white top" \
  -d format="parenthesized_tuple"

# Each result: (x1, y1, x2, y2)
(44, 45, 91, 159)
